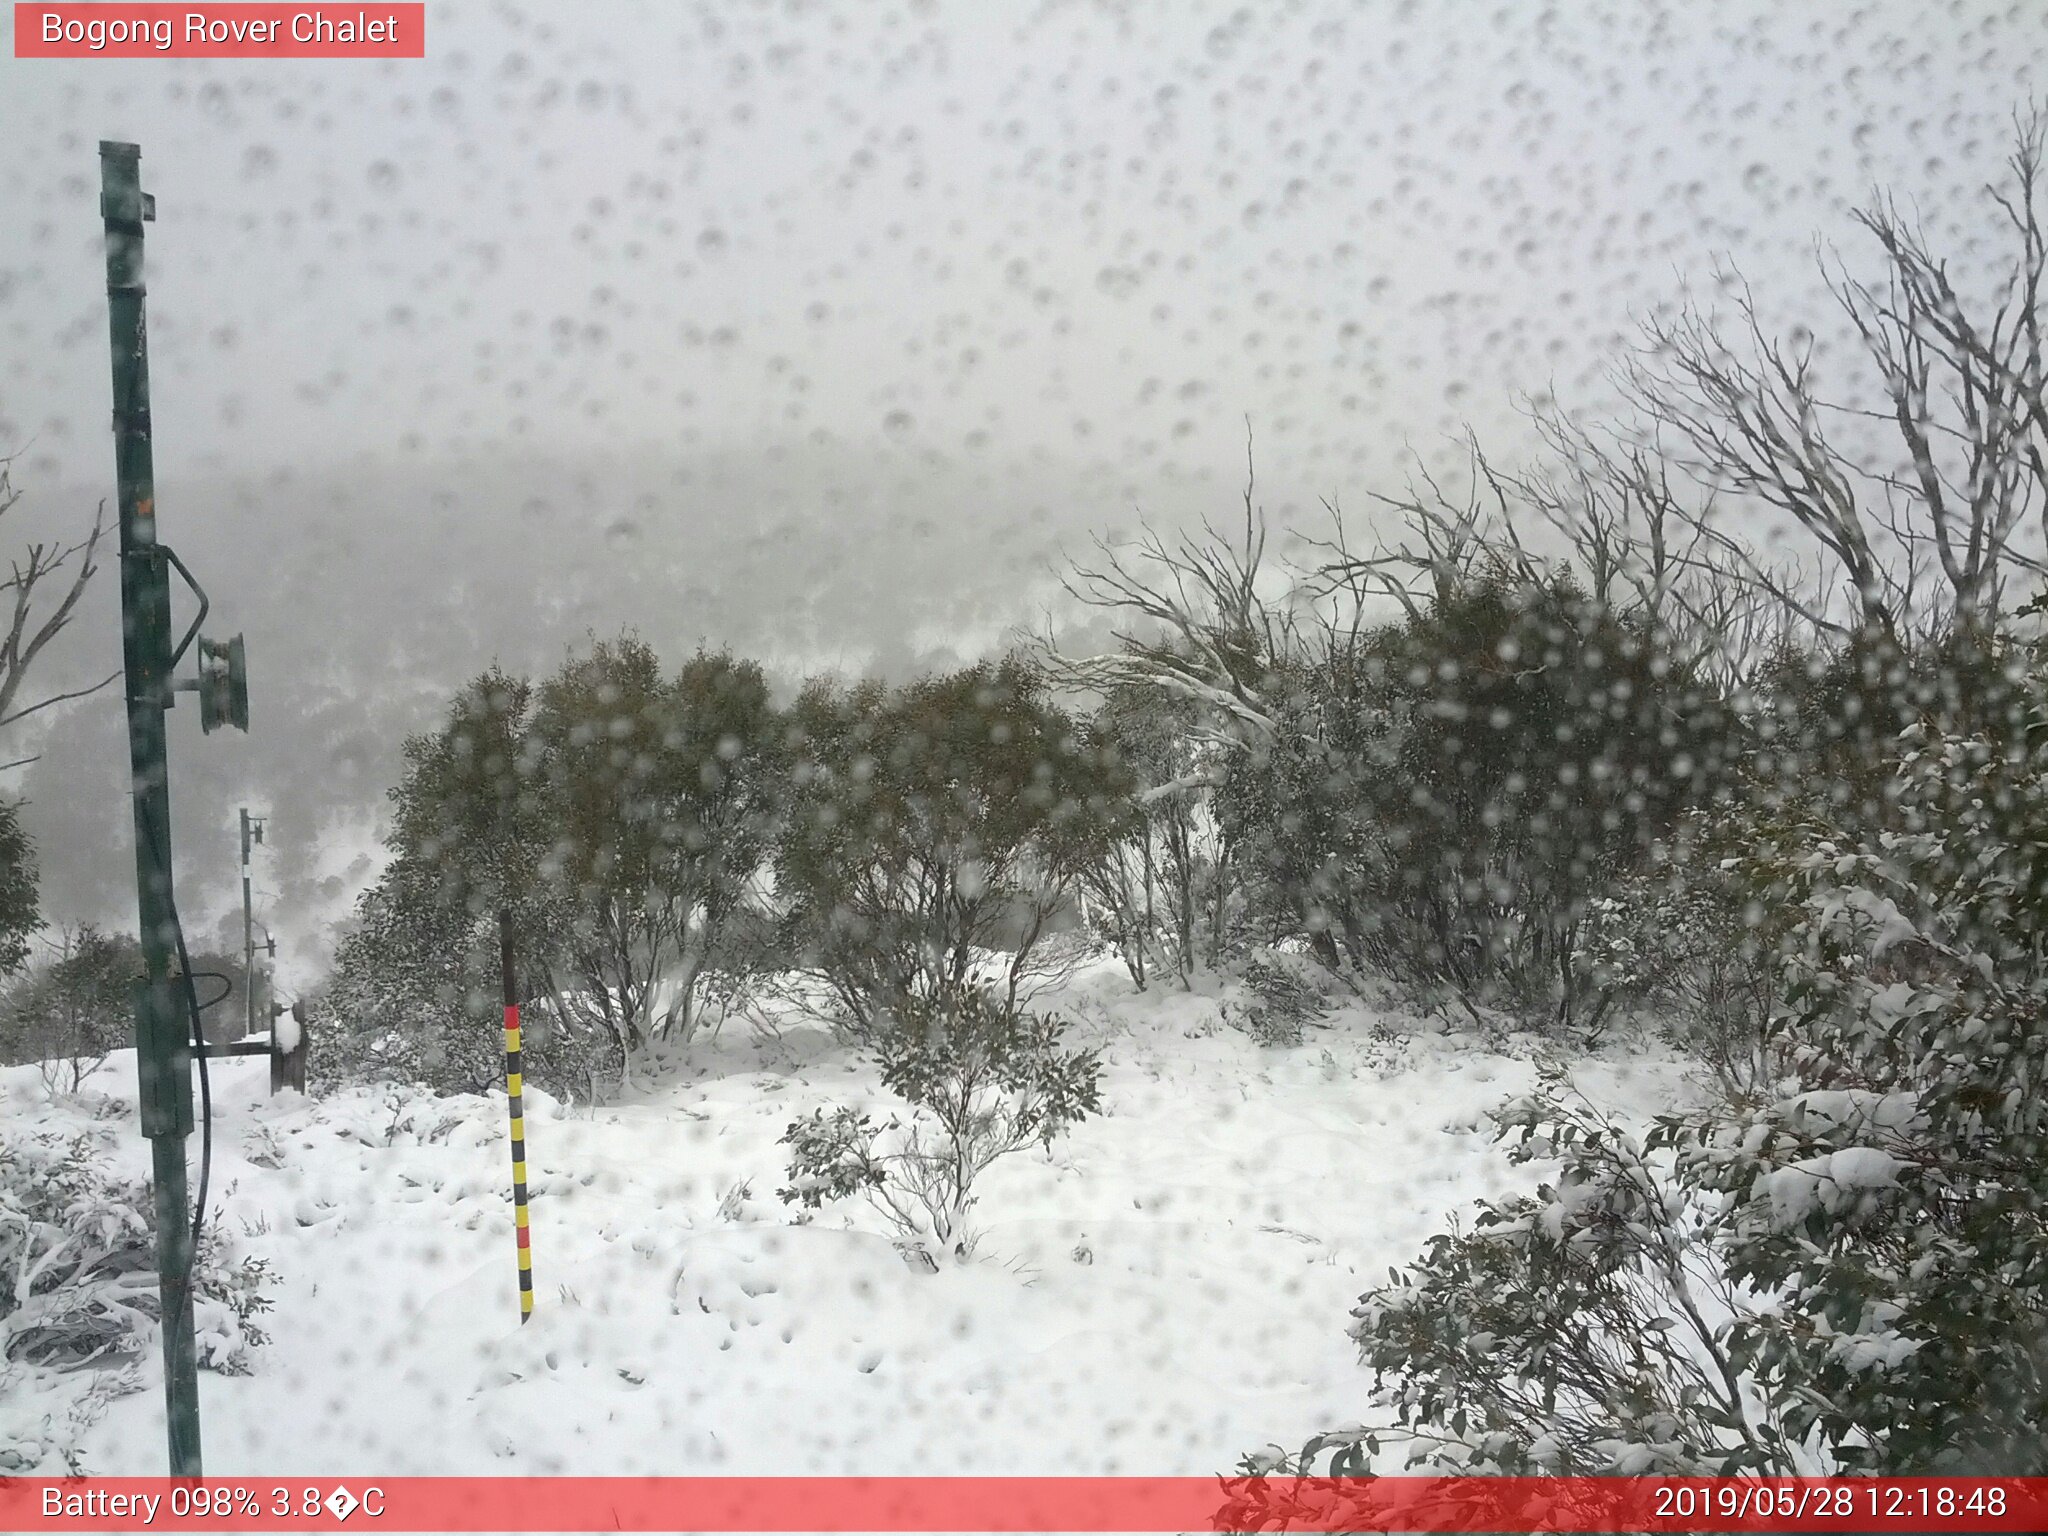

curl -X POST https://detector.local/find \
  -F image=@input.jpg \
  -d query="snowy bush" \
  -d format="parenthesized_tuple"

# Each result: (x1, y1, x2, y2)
(1216, 571, 1729, 1030)
(0, 796, 38, 980)
(525, 640, 784, 1063)
(310, 889, 623, 1103)
(321, 644, 780, 1096)
(1074, 682, 1235, 988)
(1562, 889, 1690, 1046)
(1748, 630, 2032, 837)
(778, 984, 1102, 1268)
(1251, 1076, 1788, 1478)
(1652, 712, 2048, 1472)
(0, 1359, 137, 1473)
(1567, 819, 1782, 1075)
(0, 1131, 274, 1375)
(1263, 686, 2048, 1480)
(1223, 948, 1333, 1047)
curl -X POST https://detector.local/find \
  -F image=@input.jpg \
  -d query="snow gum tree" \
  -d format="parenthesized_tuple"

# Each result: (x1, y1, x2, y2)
(319, 641, 781, 1093)
(528, 638, 782, 1065)
(773, 656, 1131, 1035)
(1075, 682, 1233, 987)
(0, 927, 135, 1095)
(314, 666, 591, 1093)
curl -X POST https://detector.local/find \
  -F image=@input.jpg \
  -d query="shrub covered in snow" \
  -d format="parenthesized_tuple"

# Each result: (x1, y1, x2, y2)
(1073, 681, 1235, 989)
(1566, 811, 1784, 1074)
(779, 983, 1102, 1268)
(318, 643, 780, 1097)
(0, 796, 38, 980)
(0, 1130, 274, 1376)
(1250, 1076, 1788, 1478)
(1264, 686, 2048, 1478)
(310, 872, 623, 1102)
(1215, 570, 1730, 1030)
(1222, 948, 1334, 1047)
(1653, 713, 2048, 1472)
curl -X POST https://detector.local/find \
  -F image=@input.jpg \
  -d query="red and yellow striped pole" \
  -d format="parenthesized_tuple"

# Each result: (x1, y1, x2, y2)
(499, 909, 533, 1323)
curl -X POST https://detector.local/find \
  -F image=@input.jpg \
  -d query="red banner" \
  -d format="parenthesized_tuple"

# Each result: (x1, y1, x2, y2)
(13, 5, 424, 58)
(6, 1476, 2048, 1532)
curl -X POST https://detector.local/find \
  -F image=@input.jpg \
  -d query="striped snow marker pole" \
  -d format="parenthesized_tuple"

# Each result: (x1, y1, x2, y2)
(499, 909, 533, 1323)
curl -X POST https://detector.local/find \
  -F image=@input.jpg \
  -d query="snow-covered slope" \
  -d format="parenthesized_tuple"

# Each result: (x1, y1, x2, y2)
(4, 959, 1694, 1476)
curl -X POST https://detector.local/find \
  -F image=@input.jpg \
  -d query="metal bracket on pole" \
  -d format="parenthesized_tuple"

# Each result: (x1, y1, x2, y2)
(131, 976, 195, 1139)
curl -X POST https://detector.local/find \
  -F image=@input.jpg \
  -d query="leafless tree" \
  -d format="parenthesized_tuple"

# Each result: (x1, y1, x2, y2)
(1848, 115, 2048, 622)
(1512, 410, 1818, 692)
(1624, 113, 2048, 648)
(0, 455, 115, 761)
(1303, 431, 1539, 626)
(1057, 427, 1299, 752)
(1290, 416, 1795, 700)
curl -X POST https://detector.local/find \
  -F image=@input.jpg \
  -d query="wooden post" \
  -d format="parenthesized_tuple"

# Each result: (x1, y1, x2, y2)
(500, 909, 533, 1322)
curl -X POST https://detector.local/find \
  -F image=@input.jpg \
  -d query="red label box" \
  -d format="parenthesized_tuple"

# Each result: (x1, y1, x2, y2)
(6, 1477, 2048, 1533)
(14, 4, 425, 58)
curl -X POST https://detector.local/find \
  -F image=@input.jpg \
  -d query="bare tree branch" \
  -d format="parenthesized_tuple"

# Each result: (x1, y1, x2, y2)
(1053, 423, 1298, 747)
(0, 459, 115, 745)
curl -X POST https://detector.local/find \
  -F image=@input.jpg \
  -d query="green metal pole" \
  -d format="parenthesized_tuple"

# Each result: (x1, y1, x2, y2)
(101, 138, 204, 1479)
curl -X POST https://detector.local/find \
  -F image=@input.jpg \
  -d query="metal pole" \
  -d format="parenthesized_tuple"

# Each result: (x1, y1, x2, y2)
(500, 908, 534, 1323)
(101, 138, 203, 1478)
(241, 808, 254, 1045)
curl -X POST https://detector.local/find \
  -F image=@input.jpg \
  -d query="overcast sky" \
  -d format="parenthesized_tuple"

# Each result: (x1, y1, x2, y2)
(1, 0, 2042, 977)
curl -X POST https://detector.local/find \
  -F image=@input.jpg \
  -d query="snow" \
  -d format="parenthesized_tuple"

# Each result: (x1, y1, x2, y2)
(1762, 1147, 1909, 1226)
(1816, 885, 1926, 960)
(2, 958, 1696, 1476)
(1787, 1089, 1924, 1138)
(1823, 1146, 1909, 1190)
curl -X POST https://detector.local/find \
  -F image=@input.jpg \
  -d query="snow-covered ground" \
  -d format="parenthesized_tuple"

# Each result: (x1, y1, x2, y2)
(4, 959, 1696, 1476)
